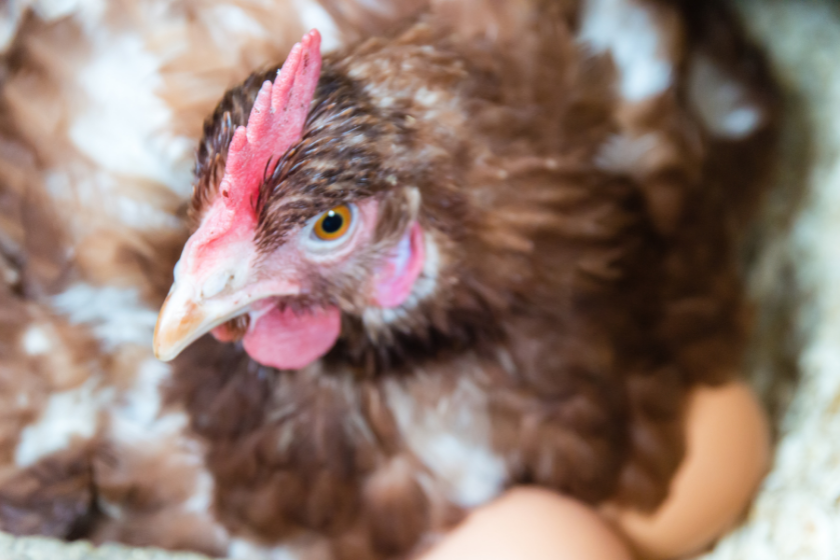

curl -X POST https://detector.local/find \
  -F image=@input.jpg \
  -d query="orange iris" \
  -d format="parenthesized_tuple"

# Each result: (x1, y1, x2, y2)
(313, 205, 352, 241)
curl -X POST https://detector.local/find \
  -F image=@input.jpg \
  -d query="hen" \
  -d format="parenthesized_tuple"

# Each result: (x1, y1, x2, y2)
(0, 0, 777, 558)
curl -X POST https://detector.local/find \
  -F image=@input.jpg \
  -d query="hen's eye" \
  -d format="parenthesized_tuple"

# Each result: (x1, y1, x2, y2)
(313, 205, 352, 241)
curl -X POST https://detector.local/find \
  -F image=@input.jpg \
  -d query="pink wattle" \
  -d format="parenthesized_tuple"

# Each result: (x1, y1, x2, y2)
(242, 305, 340, 369)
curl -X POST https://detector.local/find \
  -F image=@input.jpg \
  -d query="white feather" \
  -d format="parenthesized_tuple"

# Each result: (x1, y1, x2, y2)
(51, 283, 159, 350)
(68, 27, 193, 195)
(595, 132, 661, 175)
(293, 0, 342, 52)
(20, 324, 52, 356)
(579, 0, 673, 102)
(14, 377, 113, 467)
(688, 54, 764, 139)
(385, 375, 507, 507)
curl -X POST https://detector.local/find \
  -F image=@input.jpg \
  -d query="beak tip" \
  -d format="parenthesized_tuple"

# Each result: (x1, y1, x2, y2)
(152, 336, 169, 362)
(152, 341, 179, 363)
(152, 310, 179, 363)
(152, 290, 214, 363)
(152, 321, 181, 362)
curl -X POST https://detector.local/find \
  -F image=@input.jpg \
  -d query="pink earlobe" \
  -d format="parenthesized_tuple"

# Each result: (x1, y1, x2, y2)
(373, 223, 426, 308)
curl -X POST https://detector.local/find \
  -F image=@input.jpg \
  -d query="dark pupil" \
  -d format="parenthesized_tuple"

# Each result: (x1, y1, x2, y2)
(322, 211, 344, 234)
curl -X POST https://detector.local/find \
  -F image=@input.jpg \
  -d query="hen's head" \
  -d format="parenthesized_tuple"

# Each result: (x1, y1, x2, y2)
(154, 29, 480, 371)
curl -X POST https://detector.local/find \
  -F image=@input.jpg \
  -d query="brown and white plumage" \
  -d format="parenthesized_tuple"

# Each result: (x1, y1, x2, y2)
(0, 0, 777, 558)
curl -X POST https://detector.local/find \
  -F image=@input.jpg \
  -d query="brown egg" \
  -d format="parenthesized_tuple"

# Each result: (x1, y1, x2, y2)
(611, 381, 771, 559)
(421, 487, 633, 560)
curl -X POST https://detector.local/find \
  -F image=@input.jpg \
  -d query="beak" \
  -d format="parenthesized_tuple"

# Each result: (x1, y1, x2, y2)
(154, 277, 251, 362)
(153, 222, 301, 362)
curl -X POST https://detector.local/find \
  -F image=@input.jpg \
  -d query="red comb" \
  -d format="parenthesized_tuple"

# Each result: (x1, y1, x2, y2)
(219, 29, 322, 215)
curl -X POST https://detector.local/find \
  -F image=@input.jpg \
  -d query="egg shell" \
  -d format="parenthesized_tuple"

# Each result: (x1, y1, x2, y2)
(421, 487, 632, 560)
(613, 381, 771, 559)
